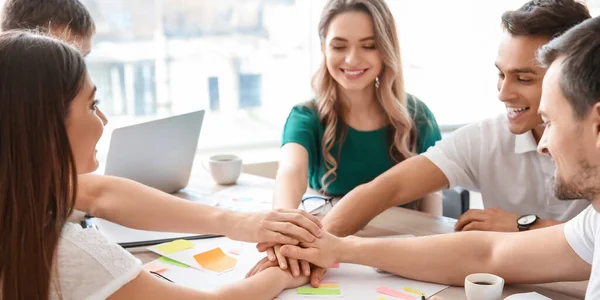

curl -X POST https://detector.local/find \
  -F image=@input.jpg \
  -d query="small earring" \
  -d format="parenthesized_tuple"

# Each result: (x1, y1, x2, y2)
(375, 76, 380, 88)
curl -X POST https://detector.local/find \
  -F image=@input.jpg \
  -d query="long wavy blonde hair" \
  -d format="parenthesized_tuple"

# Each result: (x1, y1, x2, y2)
(313, 0, 417, 193)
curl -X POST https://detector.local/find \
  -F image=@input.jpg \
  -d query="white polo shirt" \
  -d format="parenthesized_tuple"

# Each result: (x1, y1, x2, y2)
(564, 205, 599, 298)
(422, 114, 589, 221)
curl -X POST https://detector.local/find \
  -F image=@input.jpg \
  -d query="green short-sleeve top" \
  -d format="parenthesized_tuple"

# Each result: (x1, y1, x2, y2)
(281, 94, 441, 196)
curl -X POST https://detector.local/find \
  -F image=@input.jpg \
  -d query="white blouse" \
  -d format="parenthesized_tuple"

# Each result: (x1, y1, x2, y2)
(50, 222, 142, 299)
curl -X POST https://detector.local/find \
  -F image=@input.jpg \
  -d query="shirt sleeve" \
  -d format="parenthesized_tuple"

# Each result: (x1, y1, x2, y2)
(281, 104, 320, 167)
(55, 223, 142, 300)
(409, 95, 442, 154)
(420, 121, 482, 191)
(564, 205, 597, 265)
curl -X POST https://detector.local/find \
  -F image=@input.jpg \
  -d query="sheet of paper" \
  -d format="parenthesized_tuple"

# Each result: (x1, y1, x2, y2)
(155, 239, 196, 254)
(90, 217, 218, 246)
(278, 263, 448, 300)
(193, 248, 238, 273)
(148, 238, 252, 275)
(504, 292, 552, 300)
(146, 237, 266, 291)
(146, 236, 448, 299)
(204, 185, 325, 213)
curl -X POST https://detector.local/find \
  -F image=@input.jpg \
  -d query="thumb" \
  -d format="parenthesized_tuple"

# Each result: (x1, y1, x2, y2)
(280, 245, 314, 261)
(310, 267, 327, 287)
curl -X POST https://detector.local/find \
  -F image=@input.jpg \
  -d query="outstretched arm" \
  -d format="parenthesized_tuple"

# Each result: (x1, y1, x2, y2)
(76, 174, 322, 245)
(322, 155, 449, 237)
(281, 225, 590, 286)
(109, 267, 307, 300)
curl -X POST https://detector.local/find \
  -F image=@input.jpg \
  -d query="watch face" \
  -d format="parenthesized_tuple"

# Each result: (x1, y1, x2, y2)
(518, 214, 537, 225)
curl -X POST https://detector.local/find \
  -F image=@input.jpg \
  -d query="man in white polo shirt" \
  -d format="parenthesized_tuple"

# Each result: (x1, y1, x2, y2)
(278, 16, 600, 297)
(319, 0, 591, 238)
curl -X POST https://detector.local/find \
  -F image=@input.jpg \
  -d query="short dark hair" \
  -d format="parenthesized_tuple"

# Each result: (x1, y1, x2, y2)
(1, 0, 95, 37)
(501, 0, 590, 38)
(537, 16, 600, 119)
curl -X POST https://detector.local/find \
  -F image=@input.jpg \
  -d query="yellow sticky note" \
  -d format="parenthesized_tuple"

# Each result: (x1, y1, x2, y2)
(318, 285, 340, 289)
(403, 287, 424, 295)
(378, 298, 388, 300)
(155, 239, 195, 254)
(194, 247, 238, 273)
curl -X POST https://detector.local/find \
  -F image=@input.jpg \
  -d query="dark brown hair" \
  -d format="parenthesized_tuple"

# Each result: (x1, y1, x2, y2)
(1, 0, 95, 37)
(0, 31, 85, 300)
(501, 0, 590, 38)
(537, 16, 600, 119)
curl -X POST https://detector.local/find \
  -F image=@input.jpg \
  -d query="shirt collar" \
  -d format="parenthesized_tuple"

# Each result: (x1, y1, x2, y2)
(514, 131, 538, 154)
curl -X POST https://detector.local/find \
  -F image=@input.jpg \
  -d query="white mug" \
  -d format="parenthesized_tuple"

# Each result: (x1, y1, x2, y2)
(206, 154, 242, 185)
(464, 273, 504, 300)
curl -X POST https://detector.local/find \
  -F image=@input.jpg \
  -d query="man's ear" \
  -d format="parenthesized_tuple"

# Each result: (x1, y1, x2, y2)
(591, 102, 600, 149)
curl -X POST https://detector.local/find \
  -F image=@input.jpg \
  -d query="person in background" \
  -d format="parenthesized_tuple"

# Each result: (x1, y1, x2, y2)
(267, 0, 442, 278)
(319, 0, 591, 238)
(250, 0, 592, 288)
(275, 16, 600, 298)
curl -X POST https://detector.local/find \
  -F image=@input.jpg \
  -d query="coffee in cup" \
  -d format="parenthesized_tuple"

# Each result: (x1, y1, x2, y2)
(464, 273, 504, 300)
(206, 154, 242, 185)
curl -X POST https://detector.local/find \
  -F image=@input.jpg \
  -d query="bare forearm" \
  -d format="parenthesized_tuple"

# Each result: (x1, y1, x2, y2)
(77, 174, 239, 236)
(213, 268, 288, 300)
(338, 226, 589, 285)
(530, 218, 562, 230)
(273, 168, 307, 210)
(322, 183, 394, 237)
(109, 268, 289, 300)
(339, 232, 495, 286)
(322, 156, 449, 237)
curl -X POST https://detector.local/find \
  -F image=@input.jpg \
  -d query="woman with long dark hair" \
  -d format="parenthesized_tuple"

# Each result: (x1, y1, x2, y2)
(0, 31, 310, 300)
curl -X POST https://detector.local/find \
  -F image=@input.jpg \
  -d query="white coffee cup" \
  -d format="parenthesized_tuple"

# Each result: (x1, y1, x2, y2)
(206, 154, 242, 185)
(464, 273, 504, 300)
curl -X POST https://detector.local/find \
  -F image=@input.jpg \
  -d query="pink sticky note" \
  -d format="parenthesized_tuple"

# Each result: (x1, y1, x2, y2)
(320, 281, 339, 285)
(376, 286, 416, 300)
(228, 247, 242, 256)
(330, 263, 340, 268)
(143, 262, 167, 274)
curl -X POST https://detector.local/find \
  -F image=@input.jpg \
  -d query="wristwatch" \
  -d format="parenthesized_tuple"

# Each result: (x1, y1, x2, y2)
(517, 214, 539, 231)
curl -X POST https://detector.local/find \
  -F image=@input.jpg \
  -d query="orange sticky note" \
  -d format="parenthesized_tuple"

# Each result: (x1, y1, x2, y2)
(155, 239, 195, 254)
(143, 262, 167, 273)
(194, 247, 238, 273)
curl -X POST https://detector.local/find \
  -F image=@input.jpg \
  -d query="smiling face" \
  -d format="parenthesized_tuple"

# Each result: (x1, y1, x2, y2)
(537, 57, 600, 201)
(65, 74, 107, 174)
(323, 11, 383, 93)
(496, 33, 549, 137)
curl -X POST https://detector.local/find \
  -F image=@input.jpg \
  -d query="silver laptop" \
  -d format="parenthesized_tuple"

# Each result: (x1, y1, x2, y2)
(104, 110, 205, 193)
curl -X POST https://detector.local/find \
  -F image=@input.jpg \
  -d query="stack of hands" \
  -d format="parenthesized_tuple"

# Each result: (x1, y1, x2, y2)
(239, 209, 343, 288)
(239, 210, 445, 299)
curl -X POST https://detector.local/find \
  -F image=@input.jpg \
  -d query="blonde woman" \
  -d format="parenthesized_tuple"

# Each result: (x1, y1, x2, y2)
(266, 0, 442, 280)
